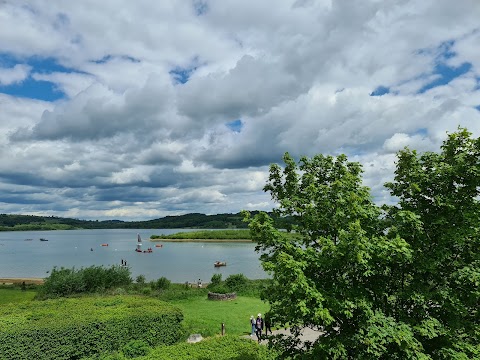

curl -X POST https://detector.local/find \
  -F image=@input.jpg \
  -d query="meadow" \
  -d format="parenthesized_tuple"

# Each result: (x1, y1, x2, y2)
(0, 287, 37, 305)
(0, 268, 275, 359)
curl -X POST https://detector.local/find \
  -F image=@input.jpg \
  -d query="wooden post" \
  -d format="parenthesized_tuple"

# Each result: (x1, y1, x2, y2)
(221, 323, 225, 336)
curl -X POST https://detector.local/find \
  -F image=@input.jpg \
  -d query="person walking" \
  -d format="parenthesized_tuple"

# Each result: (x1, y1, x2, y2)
(255, 313, 264, 343)
(250, 315, 255, 336)
(264, 313, 272, 335)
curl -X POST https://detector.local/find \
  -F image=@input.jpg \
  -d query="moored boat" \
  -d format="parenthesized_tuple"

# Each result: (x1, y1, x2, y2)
(40, 238, 48, 241)
(214, 261, 227, 267)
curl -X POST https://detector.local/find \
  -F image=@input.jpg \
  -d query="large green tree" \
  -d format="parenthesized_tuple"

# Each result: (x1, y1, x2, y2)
(245, 129, 479, 359)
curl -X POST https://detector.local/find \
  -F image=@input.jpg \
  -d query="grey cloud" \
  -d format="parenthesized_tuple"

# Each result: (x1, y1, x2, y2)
(1, 1, 480, 220)
(177, 55, 305, 122)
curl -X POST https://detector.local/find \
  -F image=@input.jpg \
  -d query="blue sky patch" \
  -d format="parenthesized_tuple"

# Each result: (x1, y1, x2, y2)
(418, 62, 472, 94)
(370, 86, 390, 96)
(170, 58, 203, 84)
(226, 119, 243, 133)
(0, 54, 83, 101)
(170, 67, 195, 84)
(0, 77, 63, 101)
(25, 56, 75, 74)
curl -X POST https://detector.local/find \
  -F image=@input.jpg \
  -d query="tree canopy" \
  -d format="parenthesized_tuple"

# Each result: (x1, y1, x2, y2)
(245, 128, 479, 359)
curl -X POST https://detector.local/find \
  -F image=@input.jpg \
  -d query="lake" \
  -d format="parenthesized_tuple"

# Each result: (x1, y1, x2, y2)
(0, 229, 267, 283)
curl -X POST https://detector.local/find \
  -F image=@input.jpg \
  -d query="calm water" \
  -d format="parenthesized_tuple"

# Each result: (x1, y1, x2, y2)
(0, 229, 266, 283)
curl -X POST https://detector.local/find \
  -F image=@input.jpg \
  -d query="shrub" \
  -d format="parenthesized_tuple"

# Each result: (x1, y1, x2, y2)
(151, 277, 171, 290)
(122, 340, 150, 358)
(139, 335, 277, 359)
(135, 275, 146, 284)
(225, 274, 248, 292)
(141, 287, 151, 296)
(38, 265, 132, 298)
(208, 285, 230, 294)
(0, 296, 183, 360)
(209, 274, 222, 287)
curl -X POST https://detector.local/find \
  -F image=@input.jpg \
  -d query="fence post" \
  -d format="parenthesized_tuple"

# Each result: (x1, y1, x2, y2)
(221, 323, 225, 336)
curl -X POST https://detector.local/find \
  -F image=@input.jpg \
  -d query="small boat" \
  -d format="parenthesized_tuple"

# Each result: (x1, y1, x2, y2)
(155, 244, 163, 248)
(40, 238, 49, 241)
(24, 238, 33, 241)
(214, 261, 227, 267)
(101, 244, 109, 247)
(135, 234, 152, 253)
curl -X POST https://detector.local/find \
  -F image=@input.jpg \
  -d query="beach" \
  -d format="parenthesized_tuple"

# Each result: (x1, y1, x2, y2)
(0, 278, 44, 285)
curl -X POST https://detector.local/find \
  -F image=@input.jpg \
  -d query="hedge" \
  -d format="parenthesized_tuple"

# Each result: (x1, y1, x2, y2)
(0, 296, 183, 360)
(83, 335, 277, 360)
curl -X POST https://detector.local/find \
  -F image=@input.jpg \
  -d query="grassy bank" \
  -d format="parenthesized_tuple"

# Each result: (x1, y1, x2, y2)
(0, 288, 37, 305)
(151, 230, 252, 241)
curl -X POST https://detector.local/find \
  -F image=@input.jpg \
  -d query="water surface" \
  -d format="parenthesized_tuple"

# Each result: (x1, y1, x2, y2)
(0, 229, 266, 283)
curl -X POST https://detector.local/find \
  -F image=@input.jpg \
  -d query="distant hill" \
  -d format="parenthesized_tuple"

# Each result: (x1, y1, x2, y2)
(0, 212, 292, 231)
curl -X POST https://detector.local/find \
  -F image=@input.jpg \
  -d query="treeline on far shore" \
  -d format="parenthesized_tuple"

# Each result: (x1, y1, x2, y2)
(0, 212, 292, 231)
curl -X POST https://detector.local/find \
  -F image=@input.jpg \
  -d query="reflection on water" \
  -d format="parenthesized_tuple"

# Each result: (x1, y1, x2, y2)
(0, 229, 266, 283)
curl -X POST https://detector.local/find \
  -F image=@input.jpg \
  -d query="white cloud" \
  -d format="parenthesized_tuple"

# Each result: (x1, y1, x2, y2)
(0, 0, 479, 220)
(0, 64, 31, 85)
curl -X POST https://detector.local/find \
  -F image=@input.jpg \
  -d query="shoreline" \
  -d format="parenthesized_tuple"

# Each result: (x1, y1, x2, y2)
(0, 278, 45, 285)
(150, 238, 253, 243)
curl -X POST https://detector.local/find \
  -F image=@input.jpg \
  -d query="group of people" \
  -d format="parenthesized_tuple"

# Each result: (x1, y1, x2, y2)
(250, 313, 272, 342)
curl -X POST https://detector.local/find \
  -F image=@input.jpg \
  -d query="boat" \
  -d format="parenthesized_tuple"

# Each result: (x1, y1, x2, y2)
(155, 244, 163, 248)
(40, 238, 49, 241)
(135, 234, 152, 253)
(214, 261, 227, 267)
(24, 239, 33, 241)
(101, 244, 109, 246)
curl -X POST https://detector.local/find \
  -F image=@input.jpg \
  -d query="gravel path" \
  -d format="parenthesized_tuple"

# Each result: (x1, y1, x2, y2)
(244, 326, 324, 346)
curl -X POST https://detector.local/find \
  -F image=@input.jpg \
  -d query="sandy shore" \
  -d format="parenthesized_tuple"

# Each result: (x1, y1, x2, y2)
(150, 238, 253, 243)
(0, 278, 44, 285)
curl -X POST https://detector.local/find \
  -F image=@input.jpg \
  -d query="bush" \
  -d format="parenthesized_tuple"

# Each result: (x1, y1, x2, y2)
(141, 287, 152, 296)
(151, 277, 171, 291)
(225, 274, 248, 292)
(0, 296, 183, 360)
(208, 285, 230, 294)
(209, 274, 222, 287)
(135, 275, 146, 284)
(38, 265, 132, 298)
(138, 335, 277, 360)
(122, 340, 150, 358)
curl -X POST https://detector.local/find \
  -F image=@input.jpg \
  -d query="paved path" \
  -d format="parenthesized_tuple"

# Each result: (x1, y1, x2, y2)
(244, 327, 324, 346)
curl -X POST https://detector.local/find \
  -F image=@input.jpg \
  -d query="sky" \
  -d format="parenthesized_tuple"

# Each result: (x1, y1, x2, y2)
(0, 0, 480, 221)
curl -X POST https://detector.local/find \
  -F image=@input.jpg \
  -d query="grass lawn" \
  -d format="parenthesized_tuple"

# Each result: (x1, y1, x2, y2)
(0, 288, 37, 305)
(172, 295, 268, 337)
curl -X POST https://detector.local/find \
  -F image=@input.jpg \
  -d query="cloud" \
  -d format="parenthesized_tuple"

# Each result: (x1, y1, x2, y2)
(0, 64, 31, 85)
(0, 0, 479, 220)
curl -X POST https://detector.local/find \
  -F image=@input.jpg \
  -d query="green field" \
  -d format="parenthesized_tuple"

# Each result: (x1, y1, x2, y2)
(0, 288, 37, 305)
(0, 285, 267, 338)
(173, 296, 268, 337)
